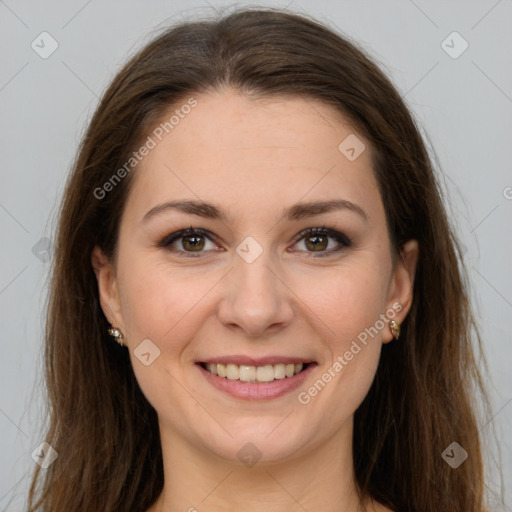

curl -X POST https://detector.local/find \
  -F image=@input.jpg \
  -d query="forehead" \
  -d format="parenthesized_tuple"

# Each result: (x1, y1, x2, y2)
(122, 89, 383, 227)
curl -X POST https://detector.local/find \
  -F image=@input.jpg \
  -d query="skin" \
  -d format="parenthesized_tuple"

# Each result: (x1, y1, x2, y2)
(92, 88, 418, 512)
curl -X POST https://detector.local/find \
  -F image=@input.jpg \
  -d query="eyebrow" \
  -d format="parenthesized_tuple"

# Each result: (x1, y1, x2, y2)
(142, 198, 368, 224)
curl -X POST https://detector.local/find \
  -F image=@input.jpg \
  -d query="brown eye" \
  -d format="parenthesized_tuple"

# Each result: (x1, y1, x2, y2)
(159, 227, 219, 257)
(181, 234, 205, 251)
(304, 234, 329, 251)
(292, 227, 352, 256)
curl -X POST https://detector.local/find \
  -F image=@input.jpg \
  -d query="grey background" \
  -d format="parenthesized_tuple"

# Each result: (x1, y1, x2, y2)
(1, 0, 511, 509)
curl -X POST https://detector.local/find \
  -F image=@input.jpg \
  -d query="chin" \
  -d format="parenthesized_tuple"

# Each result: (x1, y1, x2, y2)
(197, 420, 312, 466)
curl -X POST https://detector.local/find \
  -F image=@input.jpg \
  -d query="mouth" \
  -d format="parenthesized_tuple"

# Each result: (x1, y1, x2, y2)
(196, 359, 317, 400)
(199, 361, 311, 382)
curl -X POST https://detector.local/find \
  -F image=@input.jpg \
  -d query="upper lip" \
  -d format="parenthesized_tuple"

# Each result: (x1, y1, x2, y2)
(198, 356, 315, 366)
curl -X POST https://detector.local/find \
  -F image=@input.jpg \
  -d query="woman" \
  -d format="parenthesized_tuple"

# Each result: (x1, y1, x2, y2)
(27, 7, 491, 512)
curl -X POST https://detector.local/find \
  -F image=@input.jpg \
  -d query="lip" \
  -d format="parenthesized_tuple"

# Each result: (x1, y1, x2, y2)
(199, 355, 314, 366)
(197, 361, 318, 401)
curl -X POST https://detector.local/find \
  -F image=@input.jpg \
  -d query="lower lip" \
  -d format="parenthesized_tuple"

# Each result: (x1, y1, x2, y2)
(197, 363, 317, 400)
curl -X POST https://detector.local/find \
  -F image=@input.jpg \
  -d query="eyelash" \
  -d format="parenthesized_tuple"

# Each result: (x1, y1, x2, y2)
(158, 225, 353, 258)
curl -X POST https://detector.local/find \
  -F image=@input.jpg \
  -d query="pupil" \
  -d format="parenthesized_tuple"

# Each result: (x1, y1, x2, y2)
(307, 235, 327, 251)
(184, 235, 204, 251)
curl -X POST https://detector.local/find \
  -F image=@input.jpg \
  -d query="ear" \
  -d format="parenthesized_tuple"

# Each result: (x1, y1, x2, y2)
(382, 239, 419, 343)
(91, 246, 125, 332)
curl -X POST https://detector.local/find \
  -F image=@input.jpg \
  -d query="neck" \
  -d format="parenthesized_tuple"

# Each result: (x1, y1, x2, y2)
(150, 418, 374, 512)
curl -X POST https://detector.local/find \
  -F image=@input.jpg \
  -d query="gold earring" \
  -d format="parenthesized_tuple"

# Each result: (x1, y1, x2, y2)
(108, 326, 124, 346)
(390, 320, 400, 340)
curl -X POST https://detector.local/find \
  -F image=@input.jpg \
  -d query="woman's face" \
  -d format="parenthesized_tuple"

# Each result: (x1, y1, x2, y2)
(93, 88, 417, 465)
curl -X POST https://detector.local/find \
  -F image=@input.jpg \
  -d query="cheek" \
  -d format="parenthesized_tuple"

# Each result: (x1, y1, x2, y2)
(117, 257, 207, 413)
(116, 254, 199, 344)
(296, 257, 390, 345)
(293, 256, 389, 408)
(294, 265, 386, 424)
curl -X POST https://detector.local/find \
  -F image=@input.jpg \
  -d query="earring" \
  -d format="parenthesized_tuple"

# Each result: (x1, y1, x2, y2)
(390, 320, 400, 340)
(107, 326, 124, 346)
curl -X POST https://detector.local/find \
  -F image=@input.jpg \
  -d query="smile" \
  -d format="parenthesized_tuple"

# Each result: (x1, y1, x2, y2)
(197, 360, 317, 400)
(201, 362, 307, 382)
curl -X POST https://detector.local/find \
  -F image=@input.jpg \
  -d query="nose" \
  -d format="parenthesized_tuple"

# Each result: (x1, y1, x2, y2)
(216, 247, 295, 338)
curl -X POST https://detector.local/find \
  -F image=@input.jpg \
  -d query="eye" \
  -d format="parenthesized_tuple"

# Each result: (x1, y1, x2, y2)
(291, 227, 352, 257)
(158, 227, 221, 257)
(158, 226, 353, 258)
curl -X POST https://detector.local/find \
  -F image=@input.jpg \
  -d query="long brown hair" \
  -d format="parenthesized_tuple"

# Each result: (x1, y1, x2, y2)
(28, 7, 491, 511)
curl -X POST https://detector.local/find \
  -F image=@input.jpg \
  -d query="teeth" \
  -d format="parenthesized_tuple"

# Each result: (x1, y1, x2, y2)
(205, 362, 304, 382)
(217, 363, 227, 378)
(274, 363, 286, 380)
(239, 364, 256, 382)
(226, 363, 239, 380)
(256, 365, 274, 382)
